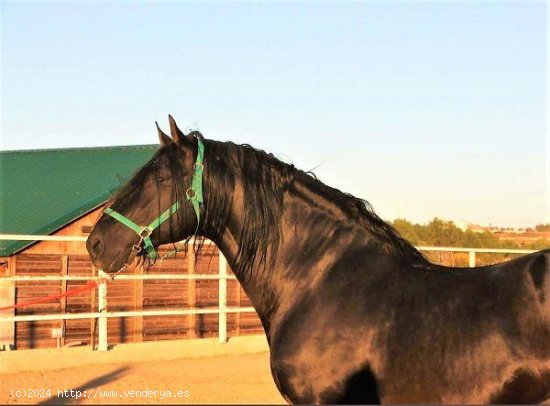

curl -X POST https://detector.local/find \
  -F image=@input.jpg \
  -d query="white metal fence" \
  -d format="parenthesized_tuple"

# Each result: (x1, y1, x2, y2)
(416, 245, 537, 267)
(0, 234, 540, 351)
(0, 234, 257, 351)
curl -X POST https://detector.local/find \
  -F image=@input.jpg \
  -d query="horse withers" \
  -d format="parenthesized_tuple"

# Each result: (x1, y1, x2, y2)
(87, 116, 550, 404)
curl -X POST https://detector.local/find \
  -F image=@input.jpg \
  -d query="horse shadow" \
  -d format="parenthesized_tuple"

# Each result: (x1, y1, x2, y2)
(39, 366, 130, 405)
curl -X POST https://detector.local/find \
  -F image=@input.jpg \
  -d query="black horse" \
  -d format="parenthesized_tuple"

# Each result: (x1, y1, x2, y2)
(87, 116, 550, 404)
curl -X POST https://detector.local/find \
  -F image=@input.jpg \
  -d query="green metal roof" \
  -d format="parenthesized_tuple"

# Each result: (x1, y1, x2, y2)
(0, 144, 158, 256)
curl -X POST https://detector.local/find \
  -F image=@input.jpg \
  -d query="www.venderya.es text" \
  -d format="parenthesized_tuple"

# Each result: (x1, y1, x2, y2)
(58, 388, 190, 400)
(10, 388, 190, 401)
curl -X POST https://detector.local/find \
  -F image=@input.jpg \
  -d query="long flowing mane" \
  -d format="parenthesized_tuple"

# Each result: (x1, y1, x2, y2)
(201, 138, 427, 276)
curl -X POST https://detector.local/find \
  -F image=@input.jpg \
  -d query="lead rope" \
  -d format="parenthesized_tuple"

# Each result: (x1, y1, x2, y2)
(157, 241, 187, 264)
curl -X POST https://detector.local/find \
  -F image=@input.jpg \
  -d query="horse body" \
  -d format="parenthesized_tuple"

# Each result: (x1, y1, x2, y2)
(87, 118, 550, 403)
(219, 170, 550, 403)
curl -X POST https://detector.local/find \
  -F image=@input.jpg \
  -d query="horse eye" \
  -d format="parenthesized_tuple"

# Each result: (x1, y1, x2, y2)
(157, 176, 166, 184)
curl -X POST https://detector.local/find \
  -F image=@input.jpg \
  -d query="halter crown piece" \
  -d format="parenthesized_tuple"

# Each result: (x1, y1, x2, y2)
(104, 135, 205, 261)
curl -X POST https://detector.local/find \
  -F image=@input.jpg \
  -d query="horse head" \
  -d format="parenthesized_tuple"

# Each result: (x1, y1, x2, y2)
(86, 116, 204, 273)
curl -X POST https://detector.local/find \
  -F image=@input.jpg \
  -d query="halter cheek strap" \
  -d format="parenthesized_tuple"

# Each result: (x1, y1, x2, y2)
(186, 137, 204, 225)
(104, 136, 205, 261)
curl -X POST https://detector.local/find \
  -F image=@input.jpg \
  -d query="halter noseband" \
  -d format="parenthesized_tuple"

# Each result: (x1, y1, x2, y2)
(104, 136, 205, 261)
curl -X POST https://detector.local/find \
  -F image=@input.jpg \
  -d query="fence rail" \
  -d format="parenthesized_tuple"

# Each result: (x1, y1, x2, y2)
(0, 234, 542, 351)
(0, 234, 255, 350)
(417, 245, 536, 267)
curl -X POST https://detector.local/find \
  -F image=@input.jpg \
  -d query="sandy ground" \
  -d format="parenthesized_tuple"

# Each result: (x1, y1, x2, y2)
(0, 336, 286, 404)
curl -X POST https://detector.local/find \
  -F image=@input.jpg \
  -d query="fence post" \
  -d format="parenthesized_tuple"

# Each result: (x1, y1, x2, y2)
(97, 270, 108, 351)
(218, 253, 227, 343)
(468, 251, 476, 268)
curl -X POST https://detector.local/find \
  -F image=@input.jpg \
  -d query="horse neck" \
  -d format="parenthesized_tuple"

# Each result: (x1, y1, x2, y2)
(201, 154, 398, 336)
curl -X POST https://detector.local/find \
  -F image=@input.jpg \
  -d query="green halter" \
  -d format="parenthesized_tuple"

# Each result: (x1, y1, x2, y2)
(104, 137, 205, 261)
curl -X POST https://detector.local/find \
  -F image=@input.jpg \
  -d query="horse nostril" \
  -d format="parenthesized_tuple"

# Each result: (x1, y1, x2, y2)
(87, 236, 104, 259)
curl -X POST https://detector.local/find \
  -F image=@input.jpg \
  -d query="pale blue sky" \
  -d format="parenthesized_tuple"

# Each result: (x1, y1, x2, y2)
(1, 1, 547, 227)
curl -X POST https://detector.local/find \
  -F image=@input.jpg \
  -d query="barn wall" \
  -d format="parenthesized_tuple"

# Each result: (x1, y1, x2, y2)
(24, 207, 103, 255)
(8, 208, 263, 350)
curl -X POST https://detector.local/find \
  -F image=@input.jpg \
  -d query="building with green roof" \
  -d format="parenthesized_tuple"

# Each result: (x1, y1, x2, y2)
(0, 145, 157, 256)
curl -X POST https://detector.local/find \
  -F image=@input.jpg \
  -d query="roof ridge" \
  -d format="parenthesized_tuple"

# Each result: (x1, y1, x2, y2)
(0, 144, 158, 154)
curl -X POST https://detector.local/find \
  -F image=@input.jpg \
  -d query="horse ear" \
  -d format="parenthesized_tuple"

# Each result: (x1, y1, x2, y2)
(156, 122, 172, 146)
(168, 114, 188, 145)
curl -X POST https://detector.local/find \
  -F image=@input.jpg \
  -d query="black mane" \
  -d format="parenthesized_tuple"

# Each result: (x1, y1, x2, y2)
(200, 138, 426, 276)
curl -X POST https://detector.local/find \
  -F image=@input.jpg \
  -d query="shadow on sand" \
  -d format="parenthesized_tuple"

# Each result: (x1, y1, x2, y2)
(39, 366, 130, 405)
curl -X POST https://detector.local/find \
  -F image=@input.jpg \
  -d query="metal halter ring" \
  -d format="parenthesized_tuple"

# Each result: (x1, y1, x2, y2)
(139, 226, 153, 238)
(186, 188, 196, 199)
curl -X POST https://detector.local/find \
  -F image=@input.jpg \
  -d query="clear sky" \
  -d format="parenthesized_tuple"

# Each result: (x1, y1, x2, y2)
(1, 1, 547, 227)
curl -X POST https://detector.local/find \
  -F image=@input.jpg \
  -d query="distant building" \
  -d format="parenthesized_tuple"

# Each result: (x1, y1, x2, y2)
(466, 224, 487, 233)
(455, 221, 486, 233)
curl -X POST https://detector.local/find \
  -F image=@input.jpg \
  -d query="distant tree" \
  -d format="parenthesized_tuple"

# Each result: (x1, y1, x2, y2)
(535, 223, 550, 232)
(391, 218, 550, 261)
(501, 239, 520, 250)
(529, 239, 550, 251)
(463, 230, 482, 248)
(392, 218, 420, 245)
